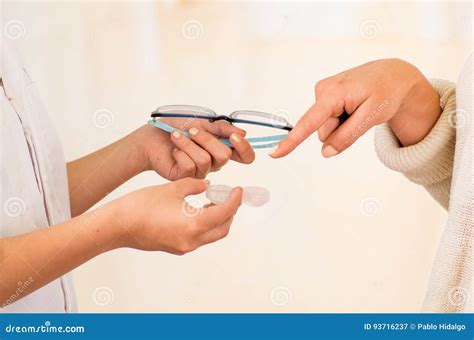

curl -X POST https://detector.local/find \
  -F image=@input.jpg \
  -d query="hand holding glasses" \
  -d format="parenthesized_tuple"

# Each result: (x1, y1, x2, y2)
(148, 105, 293, 149)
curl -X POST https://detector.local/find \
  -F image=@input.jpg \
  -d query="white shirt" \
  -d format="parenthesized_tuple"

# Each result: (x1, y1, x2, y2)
(1, 41, 77, 312)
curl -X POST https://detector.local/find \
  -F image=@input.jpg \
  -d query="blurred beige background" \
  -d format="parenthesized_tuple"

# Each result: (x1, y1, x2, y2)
(2, 1, 472, 312)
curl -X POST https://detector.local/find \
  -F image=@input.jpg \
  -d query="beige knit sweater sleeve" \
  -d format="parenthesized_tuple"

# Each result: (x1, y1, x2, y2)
(374, 79, 457, 209)
(374, 63, 473, 313)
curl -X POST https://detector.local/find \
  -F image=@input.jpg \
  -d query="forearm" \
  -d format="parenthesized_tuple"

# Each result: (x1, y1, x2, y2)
(0, 203, 123, 306)
(67, 130, 147, 216)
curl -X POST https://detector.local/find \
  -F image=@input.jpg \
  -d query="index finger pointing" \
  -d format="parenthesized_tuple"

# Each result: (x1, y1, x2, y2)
(270, 99, 336, 158)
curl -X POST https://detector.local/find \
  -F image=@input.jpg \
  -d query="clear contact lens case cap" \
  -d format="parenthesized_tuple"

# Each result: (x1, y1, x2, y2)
(242, 186, 270, 207)
(206, 185, 270, 207)
(205, 185, 232, 205)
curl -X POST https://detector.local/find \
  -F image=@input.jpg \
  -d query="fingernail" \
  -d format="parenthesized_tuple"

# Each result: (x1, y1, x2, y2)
(230, 133, 240, 143)
(172, 130, 181, 139)
(172, 148, 178, 153)
(322, 145, 338, 158)
(204, 179, 211, 186)
(268, 145, 279, 157)
(189, 127, 199, 136)
(236, 127, 247, 136)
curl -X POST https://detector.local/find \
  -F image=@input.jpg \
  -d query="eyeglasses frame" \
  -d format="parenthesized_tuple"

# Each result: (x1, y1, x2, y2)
(148, 106, 293, 149)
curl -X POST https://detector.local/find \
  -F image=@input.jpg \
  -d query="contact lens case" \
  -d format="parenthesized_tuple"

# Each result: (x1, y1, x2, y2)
(206, 185, 270, 207)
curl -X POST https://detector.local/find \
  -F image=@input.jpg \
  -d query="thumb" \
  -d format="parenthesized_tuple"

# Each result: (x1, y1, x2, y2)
(199, 187, 243, 229)
(173, 178, 210, 197)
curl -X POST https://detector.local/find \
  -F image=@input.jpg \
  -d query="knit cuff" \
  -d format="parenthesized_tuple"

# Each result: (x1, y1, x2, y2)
(374, 79, 456, 186)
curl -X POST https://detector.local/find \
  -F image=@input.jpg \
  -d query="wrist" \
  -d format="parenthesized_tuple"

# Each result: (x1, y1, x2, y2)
(125, 128, 152, 173)
(80, 200, 128, 252)
(127, 125, 166, 173)
(389, 74, 441, 146)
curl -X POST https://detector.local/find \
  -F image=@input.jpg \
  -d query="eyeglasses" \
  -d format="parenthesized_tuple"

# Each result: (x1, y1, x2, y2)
(148, 105, 293, 149)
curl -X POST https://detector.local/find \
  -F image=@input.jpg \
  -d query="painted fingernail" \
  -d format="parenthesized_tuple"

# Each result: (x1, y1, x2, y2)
(172, 130, 181, 139)
(230, 133, 240, 143)
(189, 127, 199, 136)
(322, 145, 338, 158)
